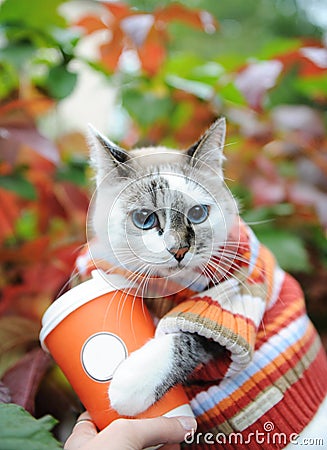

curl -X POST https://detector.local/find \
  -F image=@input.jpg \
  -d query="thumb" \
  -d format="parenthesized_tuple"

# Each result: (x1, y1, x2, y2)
(125, 416, 197, 448)
(64, 412, 97, 449)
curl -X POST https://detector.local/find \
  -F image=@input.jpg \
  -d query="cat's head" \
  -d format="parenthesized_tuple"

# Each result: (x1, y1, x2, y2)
(87, 119, 238, 290)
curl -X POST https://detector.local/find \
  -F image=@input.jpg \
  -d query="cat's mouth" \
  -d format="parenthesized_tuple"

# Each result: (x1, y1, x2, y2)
(159, 249, 198, 274)
(156, 260, 190, 276)
(167, 262, 186, 271)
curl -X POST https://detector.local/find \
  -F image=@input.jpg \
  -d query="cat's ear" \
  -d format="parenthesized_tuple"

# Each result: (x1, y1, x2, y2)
(88, 124, 132, 184)
(187, 118, 226, 177)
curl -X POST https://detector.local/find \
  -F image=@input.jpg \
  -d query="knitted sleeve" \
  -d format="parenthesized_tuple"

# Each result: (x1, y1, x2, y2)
(155, 243, 279, 376)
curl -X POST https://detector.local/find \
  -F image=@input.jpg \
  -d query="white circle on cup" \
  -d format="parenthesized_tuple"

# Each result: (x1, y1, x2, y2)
(81, 332, 128, 382)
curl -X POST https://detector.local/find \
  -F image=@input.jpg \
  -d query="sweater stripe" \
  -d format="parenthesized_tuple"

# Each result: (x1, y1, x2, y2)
(191, 331, 321, 438)
(159, 300, 257, 344)
(190, 313, 311, 417)
(256, 296, 304, 344)
(199, 321, 318, 425)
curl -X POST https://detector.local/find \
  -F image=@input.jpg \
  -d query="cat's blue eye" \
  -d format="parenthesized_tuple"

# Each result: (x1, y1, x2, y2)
(132, 209, 158, 230)
(187, 205, 209, 224)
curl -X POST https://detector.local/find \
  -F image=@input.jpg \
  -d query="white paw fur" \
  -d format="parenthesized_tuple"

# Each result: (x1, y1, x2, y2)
(108, 334, 175, 416)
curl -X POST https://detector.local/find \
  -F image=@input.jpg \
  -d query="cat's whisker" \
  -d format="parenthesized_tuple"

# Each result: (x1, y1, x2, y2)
(126, 265, 152, 342)
(205, 257, 268, 304)
(99, 260, 150, 332)
(202, 260, 233, 285)
(200, 263, 250, 314)
(210, 255, 254, 274)
(199, 264, 236, 310)
(57, 269, 81, 298)
(128, 263, 162, 338)
(210, 247, 268, 278)
(115, 263, 151, 330)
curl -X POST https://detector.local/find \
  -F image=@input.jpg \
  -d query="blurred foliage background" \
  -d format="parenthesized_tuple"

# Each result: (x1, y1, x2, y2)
(0, 0, 326, 446)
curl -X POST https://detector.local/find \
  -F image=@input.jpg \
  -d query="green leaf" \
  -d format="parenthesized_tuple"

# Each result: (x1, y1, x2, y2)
(268, 65, 306, 107)
(230, 185, 253, 211)
(0, 0, 67, 30)
(164, 56, 224, 98)
(169, 102, 193, 131)
(254, 228, 311, 272)
(0, 43, 36, 70)
(166, 75, 214, 99)
(218, 81, 246, 105)
(15, 210, 38, 241)
(259, 38, 301, 60)
(295, 75, 327, 100)
(122, 89, 172, 128)
(242, 204, 295, 224)
(0, 174, 36, 200)
(165, 55, 223, 84)
(0, 62, 18, 100)
(56, 160, 88, 186)
(45, 65, 78, 100)
(0, 403, 61, 450)
(191, 62, 224, 83)
(51, 28, 81, 54)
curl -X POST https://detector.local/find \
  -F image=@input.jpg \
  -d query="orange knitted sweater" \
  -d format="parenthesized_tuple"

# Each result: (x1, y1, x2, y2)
(75, 218, 327, 449)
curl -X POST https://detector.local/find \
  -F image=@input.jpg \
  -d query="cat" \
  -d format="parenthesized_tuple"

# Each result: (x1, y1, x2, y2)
(86, 118, 327, 448)
(88, 119, 234, 415)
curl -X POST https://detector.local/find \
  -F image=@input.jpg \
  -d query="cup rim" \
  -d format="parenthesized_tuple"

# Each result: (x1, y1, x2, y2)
(39, 270, 132, 351)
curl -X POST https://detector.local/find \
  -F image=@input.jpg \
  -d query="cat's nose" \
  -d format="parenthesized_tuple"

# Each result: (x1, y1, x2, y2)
(168, 246, 189, 262)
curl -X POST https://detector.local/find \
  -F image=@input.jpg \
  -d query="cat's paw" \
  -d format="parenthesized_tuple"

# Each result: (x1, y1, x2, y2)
(108, 334, 175, 416)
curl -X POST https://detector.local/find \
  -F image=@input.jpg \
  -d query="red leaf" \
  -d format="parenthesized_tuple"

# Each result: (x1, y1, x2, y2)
(2, 348, 52, 414)
(29, 174, 67, 233)
(3, 125, 60, 165)
(0, 105, 60, 165)
(138, 40, 166, 76)
(300, 47, 327, 70)
(274, 44, 327, 78)
(81, 2, 217, 76)
(24, 242, 83, 296)
(0, 188, 21, 244)
(99, 27, 124, 72)
(0, 105, 59, 164)
(53, 181, 89, 225)
(103, 2, 131, 20)
(156, 3, 216, 31)
(75, 15, 106, 34)
(0, 236, 50, 264)
(0, 97, 53, 119)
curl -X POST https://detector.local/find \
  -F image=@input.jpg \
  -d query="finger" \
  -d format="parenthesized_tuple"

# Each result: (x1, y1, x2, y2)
(77, 411, 93, 421)
(147, 416, 196, 447)
(64, 413, 97, 449)
(109, 416, 197, 448)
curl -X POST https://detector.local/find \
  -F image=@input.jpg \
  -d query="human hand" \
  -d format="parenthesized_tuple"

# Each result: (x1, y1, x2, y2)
(64, 411, 197, 450)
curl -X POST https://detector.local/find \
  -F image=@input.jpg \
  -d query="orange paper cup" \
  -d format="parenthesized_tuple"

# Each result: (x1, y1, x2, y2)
(39, 269, 193, 430)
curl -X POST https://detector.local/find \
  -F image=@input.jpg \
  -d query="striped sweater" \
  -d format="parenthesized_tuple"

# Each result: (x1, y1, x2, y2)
(75, 218, 327, 449)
